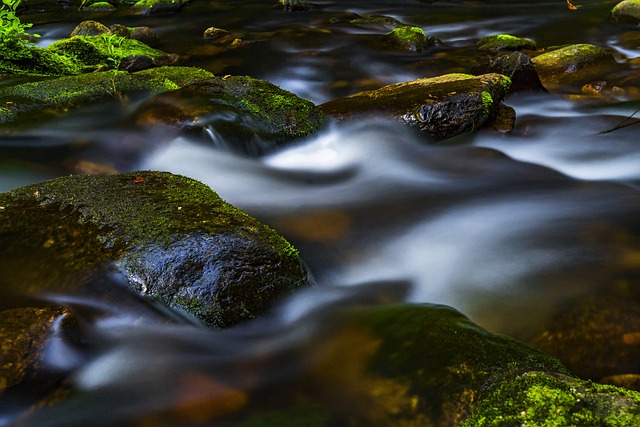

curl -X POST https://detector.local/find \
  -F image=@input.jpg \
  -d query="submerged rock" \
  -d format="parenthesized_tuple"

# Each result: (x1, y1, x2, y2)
(0, 66, 214, 131)
(0, 172, 312, 328)
(221, 304, 640, 426)
(319, 73, 512, 140)
(531, 44, 618, 88)
(135, 76, 327, 155)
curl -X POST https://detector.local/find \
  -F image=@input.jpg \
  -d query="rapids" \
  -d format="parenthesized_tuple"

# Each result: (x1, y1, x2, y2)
(2, 0, 640, 425)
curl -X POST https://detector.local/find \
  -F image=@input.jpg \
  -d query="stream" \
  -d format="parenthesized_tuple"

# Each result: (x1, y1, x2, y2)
(3, 0, 640, 425)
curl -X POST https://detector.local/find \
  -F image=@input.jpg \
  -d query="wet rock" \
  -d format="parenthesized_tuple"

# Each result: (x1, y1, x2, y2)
(530, 295, 640, 388)
(0, 172, 313, 328)
(224, 304, 640, 426)
(349, 14, 406, 31)
(384, 26, 431, 52)
(82, 1, 116, 12)
(0, 306, 70, 392)
(531, 43, 618, 88)
(474, 51, 547, 94)
(135, 76, 327, 155)
(128, 0, 188, 15)
(0, 66, 214, 131)
(110, 24, 159, 46)
(319, 73, 512, 140)
(476, 34, 537, 51)
(203, 27, 230, 40)
(611, 0, 640, 24)
(69, 20, 111, 37)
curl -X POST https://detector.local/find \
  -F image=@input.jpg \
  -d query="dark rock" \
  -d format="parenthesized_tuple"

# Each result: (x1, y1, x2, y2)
(134, 76, 327, 155)
(203, 27, 230, 40)
(128, 0, 187, 15)
(0, 172, 313, 328)
(110, 24, 159, 46)
(611, 0, 640, 24)
(476, 34, 537, 51)
(319, 73, 512, 140)
(474, 51, 547, 94)
(531, 44, 618, 88)
(278, 0, 312, 12)
(349, 14, 406, 31)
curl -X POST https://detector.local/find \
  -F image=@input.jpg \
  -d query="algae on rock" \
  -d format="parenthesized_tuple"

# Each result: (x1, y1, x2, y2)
(0, 171, 312, 328)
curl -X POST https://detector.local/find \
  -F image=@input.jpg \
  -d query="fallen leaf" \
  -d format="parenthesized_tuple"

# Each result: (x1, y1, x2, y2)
(567, 0, 578, 10)
(134, 176, 145, 183)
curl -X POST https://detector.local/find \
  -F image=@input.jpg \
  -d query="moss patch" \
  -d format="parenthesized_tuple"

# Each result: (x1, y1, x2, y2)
(477, 34, 537, 51)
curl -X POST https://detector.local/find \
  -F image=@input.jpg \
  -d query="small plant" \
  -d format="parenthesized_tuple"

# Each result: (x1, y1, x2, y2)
(0, 0, 39, 57)
(100, 33, 126, 68)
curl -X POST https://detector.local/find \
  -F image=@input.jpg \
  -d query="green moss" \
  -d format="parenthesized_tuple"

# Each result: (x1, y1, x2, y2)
(385, 26, 429, 51)
(462, 372, 640, 426)
(481, 91, 493, 116)
(0, 44, 83, 76)
(477, 34, 536, 51)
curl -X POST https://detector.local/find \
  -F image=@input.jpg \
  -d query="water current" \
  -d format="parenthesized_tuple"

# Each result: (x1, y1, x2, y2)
(2, 0, 640, 425)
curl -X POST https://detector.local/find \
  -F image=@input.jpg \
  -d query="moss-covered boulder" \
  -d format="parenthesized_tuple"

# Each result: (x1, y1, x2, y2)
(0, 66, 214, 131)
(128, 0, 188, 15)
(218, 303, 640, 426)
(319, 73, 512, 140)
(47, 34, 179, 72)
(476, 34, 537, 51)
(384, 26, 431, 52)
(135, 76, 328, 155)
(0, 42, 83, 76)
(531, 44, 618, 88)
(611, 0, 640, 24)
(0, 171, 312, 328)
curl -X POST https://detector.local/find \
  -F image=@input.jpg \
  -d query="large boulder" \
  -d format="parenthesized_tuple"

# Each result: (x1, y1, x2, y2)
(0, 171, 312, 328)
(318, 73, 512, 140)
(611, 0, 640, 24)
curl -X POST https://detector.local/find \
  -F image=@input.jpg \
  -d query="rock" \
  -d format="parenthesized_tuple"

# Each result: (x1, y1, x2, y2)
(0, 66, 214, 131)
(0, 43, 83, 76)
(611, 0, 640, 24)
(110, 24, 159, 46)
(476, 34, 537, 51)
(349, 14, 406, 31)
(318, 73, 512, 140)
(531, 44, 618, 88)
(474, 51, 547, 93)
(384, 26, 431, 52)
(222, 304, 640, 426)
(47, 34, 178, 71)
(0, 172, 313, 328)
(0, 306, 71, 393)
(128, 0, 187, 15)
(530, 295, 640, 388)
(279, 0, 311, 12)
(82, 1, 116, 12)
(134, 76, 327, 155)
(69, 20, 111, 37)
(203, 27, 230, 40)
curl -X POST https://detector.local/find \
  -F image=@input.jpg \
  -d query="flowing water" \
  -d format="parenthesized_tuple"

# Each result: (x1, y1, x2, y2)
(3, 0, 640, 425)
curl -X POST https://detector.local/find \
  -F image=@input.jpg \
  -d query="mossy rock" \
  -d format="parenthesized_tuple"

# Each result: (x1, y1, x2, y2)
(279, 0, 312, 12)
(0, 42, 83, 76)
(69, 20, 111, 37)
(476, 34, 537, 51)
(0, 66, 214, 131)
(473, 51, 547, 94)
(135, 76, 328, 155)
(128, 0, 188, 15)
(47, 34, 178, 71)
(611, 0, 640, 24)
(461, 371, 640, 426)
(0, 171, 312, 328)
(531, 44, 618, 87)
(349, 14, 406, 31)
(319, 73, 512, 140)
(384, 26, 431, 52)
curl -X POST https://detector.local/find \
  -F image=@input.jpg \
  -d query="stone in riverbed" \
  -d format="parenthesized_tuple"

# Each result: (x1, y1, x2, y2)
(476, 34, 537, 51)
(134, 76, 328, 155)
(531, 43, 618, 88)
(611, 0, 640, 24)
(473, 51, 547, 94)
(0, 171, 312, 328)
(318, 73, 512, 140)
(384, 26, 431, 52)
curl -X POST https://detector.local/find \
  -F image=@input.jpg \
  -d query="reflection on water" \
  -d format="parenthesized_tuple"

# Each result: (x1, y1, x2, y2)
(3, 0, 640, 424)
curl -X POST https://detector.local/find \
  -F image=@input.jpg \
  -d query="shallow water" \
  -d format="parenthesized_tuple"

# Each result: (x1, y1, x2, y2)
(3, 0, 640, 425)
